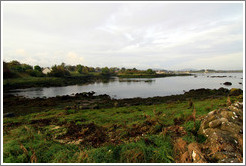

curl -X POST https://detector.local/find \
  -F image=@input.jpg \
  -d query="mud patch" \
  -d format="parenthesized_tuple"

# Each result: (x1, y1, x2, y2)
(57, 122, 109, 147)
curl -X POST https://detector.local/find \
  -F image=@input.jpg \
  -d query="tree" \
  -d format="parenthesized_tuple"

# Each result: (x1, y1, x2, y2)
(31, 65, 44, 77)
(95, 67, 101, 72)
(88, 67, 95, 72)
(3, 62, 14, 78)
(76, 65, 83, 74)
(8, 60, 22, 72)
(101, 67, 110, 75)
(146, 69, 155, 74)
(82, 66, 89, 74)
(34, 65, 42, 72)
(21, 64, 33, 72)
(61, 62, 66, 68)
(109, 67, 116, 74)
(49, 64, 70, 77)
(126, 69, 133, 74)
(67, 65, 76, 72)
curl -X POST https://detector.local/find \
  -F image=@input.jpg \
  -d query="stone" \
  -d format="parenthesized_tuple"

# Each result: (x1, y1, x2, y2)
(218, 158, 240, 163)
(229, 88, 242, 96)
(228, 106, 243, 117)
(212, 152, 229, 161)
(233, 102, 243, 109)
(3, 112, 15, 118)
(220, 122, 241, 134)
(207, 110, 216, 116)
(209, 119, 222, 128)
(187, 143, 206, 163)
(220, 111, 235, 122)
(223, 82, 232, 86)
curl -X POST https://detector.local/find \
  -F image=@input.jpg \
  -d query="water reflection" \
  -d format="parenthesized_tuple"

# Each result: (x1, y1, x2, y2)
(7, 73, 243, 99)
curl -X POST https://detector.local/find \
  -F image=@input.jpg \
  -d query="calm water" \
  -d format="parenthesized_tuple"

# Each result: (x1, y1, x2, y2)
(8, 73, 243, 99)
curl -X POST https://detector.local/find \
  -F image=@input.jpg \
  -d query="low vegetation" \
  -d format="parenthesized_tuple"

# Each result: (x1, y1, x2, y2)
(3, 89, 243, 163)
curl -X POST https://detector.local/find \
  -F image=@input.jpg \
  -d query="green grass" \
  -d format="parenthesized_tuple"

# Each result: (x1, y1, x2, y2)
(3, 95, 241, 163)
(3, 74, 111, 90)
(3, 77, 65, 89)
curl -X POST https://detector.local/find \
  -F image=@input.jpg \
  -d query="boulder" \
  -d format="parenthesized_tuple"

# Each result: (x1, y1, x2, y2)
(229, 88, 243, 96)
(223, 82, 232, 86)
(3, 112, 15, 118)
(198, 101, 243, 163)
(187, 143, 206, 163)
(220, 122, 241, 134)
(209, 119, 222, 128)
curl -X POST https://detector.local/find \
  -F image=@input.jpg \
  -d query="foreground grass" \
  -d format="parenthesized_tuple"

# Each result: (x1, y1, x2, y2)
(3, 95, 241, 163)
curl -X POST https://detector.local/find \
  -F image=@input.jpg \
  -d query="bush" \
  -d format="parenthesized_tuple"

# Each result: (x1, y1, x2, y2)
(48, 65, 70, 77)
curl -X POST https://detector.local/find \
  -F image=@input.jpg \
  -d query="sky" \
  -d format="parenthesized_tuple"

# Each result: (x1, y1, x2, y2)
(2, 2, 244, 70)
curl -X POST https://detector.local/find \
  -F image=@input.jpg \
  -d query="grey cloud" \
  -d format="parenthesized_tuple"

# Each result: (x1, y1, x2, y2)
(2, 2, 244, 70)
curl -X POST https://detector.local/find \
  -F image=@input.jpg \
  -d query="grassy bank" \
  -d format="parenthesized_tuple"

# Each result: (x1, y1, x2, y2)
(3, 75, 113, 91)
(3, 92, 242, 163)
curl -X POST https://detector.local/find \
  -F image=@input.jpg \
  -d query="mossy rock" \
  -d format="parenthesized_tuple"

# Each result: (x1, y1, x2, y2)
(229, 88, 243, 96)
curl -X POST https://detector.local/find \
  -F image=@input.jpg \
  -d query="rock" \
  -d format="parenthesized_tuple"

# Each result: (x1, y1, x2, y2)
(198, 101, 243, 163)
(229, 88, 242, 96)
(198, 114, 218, 135)
(223, 82, 232, 86)
(233, 102, 243, 109)
(207, 110, 216, 116)
(220, 111, 235, 122)
(65, 106, 71, 110)
(180, 151, 191, 163)
(222, 144, 235, 152)
(90, 104, 99, 109)
(3, 112, 15, 118)
(228, 106, 243, 117)
(187, 143, 206, 163)
(218, 158, 240, 163)
(212, 152, 228, 161)
(220, 122, 241, 134)
(174, 138, 187, 154)
(209, 119, 222, 128)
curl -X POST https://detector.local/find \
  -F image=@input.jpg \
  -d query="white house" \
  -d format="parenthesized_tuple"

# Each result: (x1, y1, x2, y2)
(42, 68, 52, 74)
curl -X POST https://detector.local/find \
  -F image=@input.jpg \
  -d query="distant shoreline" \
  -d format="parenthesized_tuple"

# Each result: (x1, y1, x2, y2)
(3, 73, 193, 91)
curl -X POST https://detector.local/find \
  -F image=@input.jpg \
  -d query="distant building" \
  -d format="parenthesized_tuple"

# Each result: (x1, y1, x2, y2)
(156, 70, 166, 74)
(42, 68, 52, 74)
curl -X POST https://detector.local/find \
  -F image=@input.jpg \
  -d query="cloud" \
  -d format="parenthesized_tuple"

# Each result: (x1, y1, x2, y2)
(65, 52, 84, 65)
(2, 2, 244, 70)
(15, 49, 27, 56)
(170, 52, 243, 70)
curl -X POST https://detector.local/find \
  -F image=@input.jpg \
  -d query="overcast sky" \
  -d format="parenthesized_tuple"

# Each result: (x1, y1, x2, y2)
(2, 2, 244, 70)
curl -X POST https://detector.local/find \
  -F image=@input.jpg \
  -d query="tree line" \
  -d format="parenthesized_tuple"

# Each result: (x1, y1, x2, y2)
(3, 60, 156, 79)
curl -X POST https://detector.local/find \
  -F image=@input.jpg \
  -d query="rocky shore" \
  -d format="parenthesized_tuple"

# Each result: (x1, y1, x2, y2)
(4, 88, 240, 116)
(174, 101, 243, 163)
